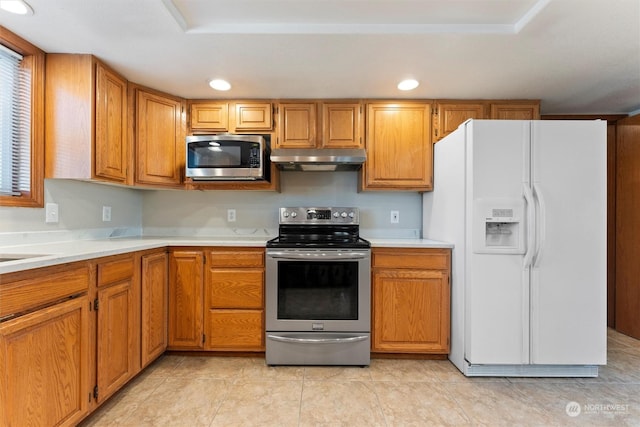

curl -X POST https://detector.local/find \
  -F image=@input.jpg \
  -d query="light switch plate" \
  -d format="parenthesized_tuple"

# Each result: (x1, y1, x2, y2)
(102, 206, 112, 222)
(45, 203, 59, 223)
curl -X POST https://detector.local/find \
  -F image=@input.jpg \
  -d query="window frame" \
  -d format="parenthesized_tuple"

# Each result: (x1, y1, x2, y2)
(0, 26, 44, 208)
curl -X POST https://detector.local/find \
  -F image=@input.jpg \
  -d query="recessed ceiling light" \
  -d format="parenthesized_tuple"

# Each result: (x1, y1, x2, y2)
(397, 79, 419, 91)
(0, 0, 33, 15)
(209, 79, 231, 91)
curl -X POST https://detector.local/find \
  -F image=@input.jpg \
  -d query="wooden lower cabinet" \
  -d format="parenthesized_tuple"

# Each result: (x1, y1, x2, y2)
(371, 248, 451, 354)
(0, 297, 90, 427)
(0, 264, 91, 427)
(95, 255, 138, 404)
(168, 249, 204, 349)
(0, 249, 171, 426)
(205, 248, 265, 351)
(140, 250, 169, 367)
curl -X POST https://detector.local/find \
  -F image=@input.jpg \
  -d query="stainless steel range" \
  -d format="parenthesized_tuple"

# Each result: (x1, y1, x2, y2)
(265, 207, 371, 366)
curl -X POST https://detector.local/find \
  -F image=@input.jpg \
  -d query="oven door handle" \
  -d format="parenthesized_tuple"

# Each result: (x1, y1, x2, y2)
(266, 334, 369, 344)
(266, 251, 369, 261)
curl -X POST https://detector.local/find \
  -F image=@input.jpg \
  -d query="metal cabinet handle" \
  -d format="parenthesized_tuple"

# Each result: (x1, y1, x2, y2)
(266, 251, 369, 261)
(266, 334, 369, 344)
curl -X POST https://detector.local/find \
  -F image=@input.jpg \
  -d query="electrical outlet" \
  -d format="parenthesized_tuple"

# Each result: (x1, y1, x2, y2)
(390, 210, 400, 224)
(227, 208, 236, 222)
(102, 206, 112, 222)
(45, 203, 59, 223)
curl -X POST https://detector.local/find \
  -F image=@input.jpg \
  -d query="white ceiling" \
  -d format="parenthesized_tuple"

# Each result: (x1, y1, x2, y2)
(1, 0, 639, 114)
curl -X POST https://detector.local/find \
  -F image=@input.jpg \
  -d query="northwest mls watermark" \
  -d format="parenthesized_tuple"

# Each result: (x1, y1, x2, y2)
(566, 401, 630, 417)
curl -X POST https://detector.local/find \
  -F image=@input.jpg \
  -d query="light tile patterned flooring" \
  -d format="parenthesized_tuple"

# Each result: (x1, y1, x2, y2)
(81, 329, 640, 426)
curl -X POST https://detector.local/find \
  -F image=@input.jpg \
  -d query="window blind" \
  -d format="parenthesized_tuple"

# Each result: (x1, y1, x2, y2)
(0, 43, 31, 196)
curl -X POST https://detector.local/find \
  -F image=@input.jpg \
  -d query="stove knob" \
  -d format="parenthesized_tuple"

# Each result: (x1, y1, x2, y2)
(333, 212, 339, 218)
(291, 212, 297, 218)
(348, 212, 355, 218)
(340, 212, 347, 218)
(283, 211, 290, 218)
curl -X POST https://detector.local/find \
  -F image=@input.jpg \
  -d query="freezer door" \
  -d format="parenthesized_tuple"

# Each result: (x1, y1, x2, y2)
(465, 120, 532, 365)
(529, 120, 607, 365)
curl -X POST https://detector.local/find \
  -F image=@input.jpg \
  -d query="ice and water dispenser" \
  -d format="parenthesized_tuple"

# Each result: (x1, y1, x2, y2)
(472, 199, 525, 254)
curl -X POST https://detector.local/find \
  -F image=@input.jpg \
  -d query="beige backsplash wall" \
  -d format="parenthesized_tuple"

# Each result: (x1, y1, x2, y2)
(1, 173, 423, 239)
(142, 172, 423, 238)
(0, 179, 142, 234)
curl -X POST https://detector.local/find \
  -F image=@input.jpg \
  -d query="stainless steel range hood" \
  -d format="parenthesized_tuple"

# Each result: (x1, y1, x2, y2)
(270, 148, 366, 171)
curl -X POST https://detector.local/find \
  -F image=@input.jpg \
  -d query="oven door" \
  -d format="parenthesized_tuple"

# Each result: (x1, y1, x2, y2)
(265, 248, 371, 333)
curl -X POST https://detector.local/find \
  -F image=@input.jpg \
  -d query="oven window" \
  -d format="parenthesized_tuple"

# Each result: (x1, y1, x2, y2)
(277, 261, 358, 320)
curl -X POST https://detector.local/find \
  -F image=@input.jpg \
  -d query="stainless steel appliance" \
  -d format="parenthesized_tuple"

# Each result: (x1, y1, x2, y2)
(270, 148, 366, 171)
(186, 134, 270, 181)
(265, 207, 371, 366)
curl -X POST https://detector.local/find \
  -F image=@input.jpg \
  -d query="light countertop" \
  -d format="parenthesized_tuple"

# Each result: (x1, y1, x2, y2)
(0, 236, 453, 275)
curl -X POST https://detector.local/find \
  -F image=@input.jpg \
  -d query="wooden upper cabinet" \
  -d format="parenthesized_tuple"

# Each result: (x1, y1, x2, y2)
(133, 85, 186, 187)
(95, 64, 128, 182)
(45, 54, 130, 184)
(276, 102, 318, 148)
(362, 102, 433, 191)
(433, 102, 486, 142)
(189, 101, 273, 133)
(232, 102, 273, 131)
(190, 102, 229, 132)
(433, 100, 541, 142)
(322, 102, 364, 148)
(489, 101, 540, 120)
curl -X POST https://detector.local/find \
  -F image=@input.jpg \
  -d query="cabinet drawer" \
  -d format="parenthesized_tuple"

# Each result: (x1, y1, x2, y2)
(208, 270, 264, 308)
(0, 264, 90, 318)
(206, 309, 264, 350)
(372, 249, 450, 270)
(207, 249, 264, 268)
(97, 256, 135, 287)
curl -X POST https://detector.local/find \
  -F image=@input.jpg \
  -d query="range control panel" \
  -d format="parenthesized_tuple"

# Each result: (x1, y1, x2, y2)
(279, 207, 360, 225)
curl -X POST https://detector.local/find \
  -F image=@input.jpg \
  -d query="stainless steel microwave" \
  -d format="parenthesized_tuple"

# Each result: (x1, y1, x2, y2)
(185, 134, 270, 181)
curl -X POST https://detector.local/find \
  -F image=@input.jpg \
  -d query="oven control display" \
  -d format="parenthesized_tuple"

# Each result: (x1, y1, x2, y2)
(307, 209, 331, 220)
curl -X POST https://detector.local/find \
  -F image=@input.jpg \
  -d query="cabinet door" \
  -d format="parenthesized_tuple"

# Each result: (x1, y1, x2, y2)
(322, 102, 363, 148)
(364, 103, 433, 191)
(95, 62, 128, 183)
(277, 102, 317, 148)
(141, 251, 169, 368)
(372, 268, 450, 353)
(168, 250, 204, 349)
(96, 279, 136, 403)
(0, 297, 90, 427)
(233, 102, 273, 131)
(489, 102, 540, 120)
(434, 102, 486, 142)
(206, 309, 264, 350)
(136, 89, 185, 186)
(190, 102, 229, 131)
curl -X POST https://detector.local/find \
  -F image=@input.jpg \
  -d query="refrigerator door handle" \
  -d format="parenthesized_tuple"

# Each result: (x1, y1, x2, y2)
(532, 183, 546, 268)
(523, 183, 535, 268)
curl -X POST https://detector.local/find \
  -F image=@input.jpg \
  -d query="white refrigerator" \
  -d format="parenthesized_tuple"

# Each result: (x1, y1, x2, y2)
(423, 120, 607, 377)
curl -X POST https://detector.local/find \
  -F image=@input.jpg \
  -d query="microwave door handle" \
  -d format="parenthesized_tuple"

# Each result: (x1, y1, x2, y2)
(267, 252, 369, 261)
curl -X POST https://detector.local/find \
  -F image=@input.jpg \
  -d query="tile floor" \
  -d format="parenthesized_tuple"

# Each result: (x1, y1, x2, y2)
(80, 329, 640, 426)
